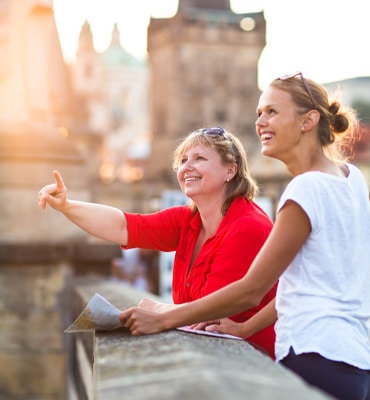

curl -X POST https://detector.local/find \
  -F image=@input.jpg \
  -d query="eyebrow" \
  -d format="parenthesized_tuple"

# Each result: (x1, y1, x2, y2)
(257, 103, 279, 112)
(182, 151, 207, 157)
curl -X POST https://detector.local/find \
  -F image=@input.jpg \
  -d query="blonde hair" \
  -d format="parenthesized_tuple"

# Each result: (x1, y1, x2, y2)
(173, 129, 258, 215)
(271, 76, 359, 164)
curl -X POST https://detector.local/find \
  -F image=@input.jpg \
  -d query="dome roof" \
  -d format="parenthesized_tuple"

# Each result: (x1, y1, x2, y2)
(101, 23, 146, 68)
(101, 46, 145, 68)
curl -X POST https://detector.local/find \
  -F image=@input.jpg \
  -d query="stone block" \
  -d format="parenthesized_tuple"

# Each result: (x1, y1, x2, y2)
(0, 352, 66, 398)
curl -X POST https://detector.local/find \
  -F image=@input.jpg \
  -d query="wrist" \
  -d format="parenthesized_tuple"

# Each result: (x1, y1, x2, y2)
(240, 323, 252, 339)
(60, 198, 73, 213)
(161, 308, 183, 331)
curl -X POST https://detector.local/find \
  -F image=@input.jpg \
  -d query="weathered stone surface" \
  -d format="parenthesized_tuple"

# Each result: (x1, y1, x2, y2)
(0, 352, 66, 397)
(71, 282, 331, 400)
(0, 265, 66, 305)
(0, 311, 63, 351)
(93, 330, 330, 400)
(0, 264, 72, 399)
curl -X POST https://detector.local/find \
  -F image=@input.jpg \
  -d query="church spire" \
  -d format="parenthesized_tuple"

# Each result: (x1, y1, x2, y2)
(178, 0, 231, 10)
(77, 20, 94, 55)
(110, 23, 121, 47)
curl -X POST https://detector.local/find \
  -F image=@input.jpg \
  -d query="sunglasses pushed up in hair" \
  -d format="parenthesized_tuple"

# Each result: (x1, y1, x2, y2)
(195, 126, 228, 140)
(278, 71, 316, 109)
(194, 126, 236, 156)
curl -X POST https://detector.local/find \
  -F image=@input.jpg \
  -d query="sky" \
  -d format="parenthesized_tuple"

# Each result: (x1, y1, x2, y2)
(53, 0, 370, 89)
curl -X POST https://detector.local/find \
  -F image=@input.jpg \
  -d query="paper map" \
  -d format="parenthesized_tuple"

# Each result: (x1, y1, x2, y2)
(65, 293, 121, 333)
(65, 293, 242, 340)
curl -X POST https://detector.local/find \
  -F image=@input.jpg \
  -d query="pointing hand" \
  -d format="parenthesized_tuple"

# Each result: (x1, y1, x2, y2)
(38, 170, 68, 211)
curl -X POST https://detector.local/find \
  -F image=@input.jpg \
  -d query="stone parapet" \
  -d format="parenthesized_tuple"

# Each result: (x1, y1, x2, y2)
(0, 243, 120, 399)
(70, 281, 331, 400)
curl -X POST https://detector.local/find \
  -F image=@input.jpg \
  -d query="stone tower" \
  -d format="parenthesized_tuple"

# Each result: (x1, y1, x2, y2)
(178, 0, 231, 10)
(0, 0, 89, 243)
(146, 0, 266, 187)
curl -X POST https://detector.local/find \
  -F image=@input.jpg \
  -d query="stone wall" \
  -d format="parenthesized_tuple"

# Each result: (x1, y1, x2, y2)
(69, 281, 331, 400)
(0, 243, 120, 399)
(0, 262, 71, 399)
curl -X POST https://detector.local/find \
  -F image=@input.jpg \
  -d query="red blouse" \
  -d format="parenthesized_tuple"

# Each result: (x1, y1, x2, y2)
(123, 196, 276, 358)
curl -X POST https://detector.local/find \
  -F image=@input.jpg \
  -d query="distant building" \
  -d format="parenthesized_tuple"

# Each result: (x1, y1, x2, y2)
(71, 2, 370, 213)
(146, 0, 268, 189)
(72, 21, 150, 186)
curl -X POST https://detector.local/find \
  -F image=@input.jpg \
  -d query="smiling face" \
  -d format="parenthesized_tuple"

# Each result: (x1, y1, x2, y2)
(255, 86, 306, 163)
(176, 143, 233, 201)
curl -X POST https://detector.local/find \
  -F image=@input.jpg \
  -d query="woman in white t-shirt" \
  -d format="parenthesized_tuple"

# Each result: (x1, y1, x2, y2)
(120, 72, 370, 400)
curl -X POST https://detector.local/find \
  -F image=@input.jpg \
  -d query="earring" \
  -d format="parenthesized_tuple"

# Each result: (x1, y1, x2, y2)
(226, 178, 229, 182)
(301, 127, 305, 132)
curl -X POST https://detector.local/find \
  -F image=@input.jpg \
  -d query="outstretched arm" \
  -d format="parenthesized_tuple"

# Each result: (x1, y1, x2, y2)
(38, 170, 128, 245)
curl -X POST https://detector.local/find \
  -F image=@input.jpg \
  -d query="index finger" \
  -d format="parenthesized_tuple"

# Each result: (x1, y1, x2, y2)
(52, 170, 66, 191)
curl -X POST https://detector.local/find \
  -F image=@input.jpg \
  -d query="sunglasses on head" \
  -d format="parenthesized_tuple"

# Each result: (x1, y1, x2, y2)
(278, 71, 316, 109)
(194, 126, 236, 156)
(195, 126, 227, 140)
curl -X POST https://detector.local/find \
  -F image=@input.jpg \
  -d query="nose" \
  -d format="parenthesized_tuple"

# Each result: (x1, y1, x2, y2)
(255, 113, 267, 128)
(177, 160, 193, 176)
(255, 114, 262, 126)
(182, 159, 194, 169)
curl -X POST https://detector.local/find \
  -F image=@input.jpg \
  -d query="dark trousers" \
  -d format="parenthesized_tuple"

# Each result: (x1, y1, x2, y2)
(280, 347, 370, 400)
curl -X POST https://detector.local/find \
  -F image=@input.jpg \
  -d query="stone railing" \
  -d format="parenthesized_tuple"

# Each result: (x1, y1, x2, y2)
(0, 242, 121, 399)
(68, 281, 331, 400)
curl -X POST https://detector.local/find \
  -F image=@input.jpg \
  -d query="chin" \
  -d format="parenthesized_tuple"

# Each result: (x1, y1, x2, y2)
(184, 189, 194, 198)
(261, 147, 273, 157)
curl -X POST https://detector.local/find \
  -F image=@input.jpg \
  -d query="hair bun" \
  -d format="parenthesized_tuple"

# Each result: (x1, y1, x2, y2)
(329, 101, 349, 133)
(329, 101, 340, 116)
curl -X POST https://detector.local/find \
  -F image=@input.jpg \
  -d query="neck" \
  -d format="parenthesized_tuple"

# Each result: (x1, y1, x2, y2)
(197, 202, 224, 239)
(285, 153, 345, 177)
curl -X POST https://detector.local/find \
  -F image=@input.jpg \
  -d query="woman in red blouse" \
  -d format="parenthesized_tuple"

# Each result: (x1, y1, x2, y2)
(38, 127, 276, 358)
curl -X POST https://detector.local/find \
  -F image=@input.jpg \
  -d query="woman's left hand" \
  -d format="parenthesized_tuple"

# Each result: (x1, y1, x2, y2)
(204, 318, 245, 338)
(189, 320, 220, 330)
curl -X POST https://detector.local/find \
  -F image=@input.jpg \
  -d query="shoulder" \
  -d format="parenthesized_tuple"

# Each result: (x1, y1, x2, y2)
(282, 171, 328, 198)
(230, 197, 272, 221)
(162, 205, 194, 220)
(225, 198, 273, 238)
(347, 163, 367, 183)
(125, 205, 193, 223)
(277, 172, 331, 227)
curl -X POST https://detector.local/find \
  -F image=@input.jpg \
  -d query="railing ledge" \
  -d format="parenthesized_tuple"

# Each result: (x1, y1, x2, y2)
(69, 281, 330, 400)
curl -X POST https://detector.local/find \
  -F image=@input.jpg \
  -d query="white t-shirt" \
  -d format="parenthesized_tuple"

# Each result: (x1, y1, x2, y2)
(275, 163, 370, 369)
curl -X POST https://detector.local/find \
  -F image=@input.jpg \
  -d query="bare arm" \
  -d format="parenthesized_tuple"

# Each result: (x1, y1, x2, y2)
(38, 170, 128, 245)
(120, 200, 311, 335)
(138, 297, 181, 313)
(205, 298, 277, 338)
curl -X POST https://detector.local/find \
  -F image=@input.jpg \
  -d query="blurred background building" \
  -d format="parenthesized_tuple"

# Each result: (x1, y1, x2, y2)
(0, 0, 369, 398)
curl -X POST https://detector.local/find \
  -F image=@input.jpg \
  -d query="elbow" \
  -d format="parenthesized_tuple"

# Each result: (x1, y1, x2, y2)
(246, 294, 262, 309)
(240, 286, 266, 310)
(238, 274, 275, 310)
(222, 278, 272, 317)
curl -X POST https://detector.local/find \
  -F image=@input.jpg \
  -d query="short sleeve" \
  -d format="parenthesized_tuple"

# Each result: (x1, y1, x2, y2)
(123, 206, 192, 251)
(277, 173, 323, 232)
